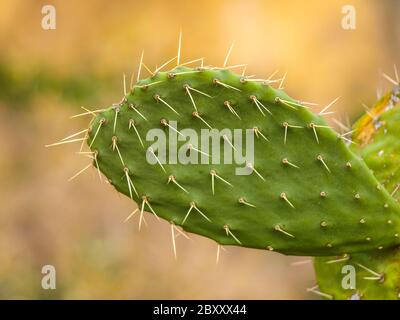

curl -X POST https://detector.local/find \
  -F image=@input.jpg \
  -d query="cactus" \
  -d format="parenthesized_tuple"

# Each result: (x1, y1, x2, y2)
(83, 64, 400, 256)
(314, 248, 400, 300)
(47, 48, 400, 299)
(314, 85, 400, 299)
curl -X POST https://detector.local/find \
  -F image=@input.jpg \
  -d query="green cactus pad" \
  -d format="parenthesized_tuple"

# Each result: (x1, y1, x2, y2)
(314, 86, 400, 299)
(353, 85, 400, 194)
(87, 67, 400, 256)
(314, 248, 400, 300)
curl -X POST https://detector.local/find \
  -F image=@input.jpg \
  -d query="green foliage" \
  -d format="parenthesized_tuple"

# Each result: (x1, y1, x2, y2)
(87, 67, 400, 256)
(0, 61, 112, 108)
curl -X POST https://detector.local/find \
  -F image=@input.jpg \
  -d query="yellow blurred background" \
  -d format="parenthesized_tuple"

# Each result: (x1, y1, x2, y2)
(0, 0, 398, 299)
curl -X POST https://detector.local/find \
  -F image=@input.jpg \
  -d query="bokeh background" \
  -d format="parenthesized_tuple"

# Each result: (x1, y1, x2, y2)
(0, 0, 399, 299)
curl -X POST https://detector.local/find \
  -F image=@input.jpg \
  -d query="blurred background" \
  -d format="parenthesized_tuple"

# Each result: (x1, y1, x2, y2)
(0, 0, 399, 299)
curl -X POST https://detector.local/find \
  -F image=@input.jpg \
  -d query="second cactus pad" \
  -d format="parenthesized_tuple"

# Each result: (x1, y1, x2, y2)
(87, 66, 400, 256)
(314, 86, 400, 299)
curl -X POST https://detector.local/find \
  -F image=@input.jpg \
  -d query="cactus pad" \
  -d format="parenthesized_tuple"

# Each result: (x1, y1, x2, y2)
(314, 248, 400, 300)
(314, 85, 400, 299)
(86, 67, 400, 256)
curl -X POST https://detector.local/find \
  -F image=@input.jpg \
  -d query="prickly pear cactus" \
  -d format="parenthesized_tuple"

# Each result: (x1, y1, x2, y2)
(353, 85, 400, 192)
(86, 66, 400, 256)
(314, 85, 400, 299)
(314, 248, 400, 300)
